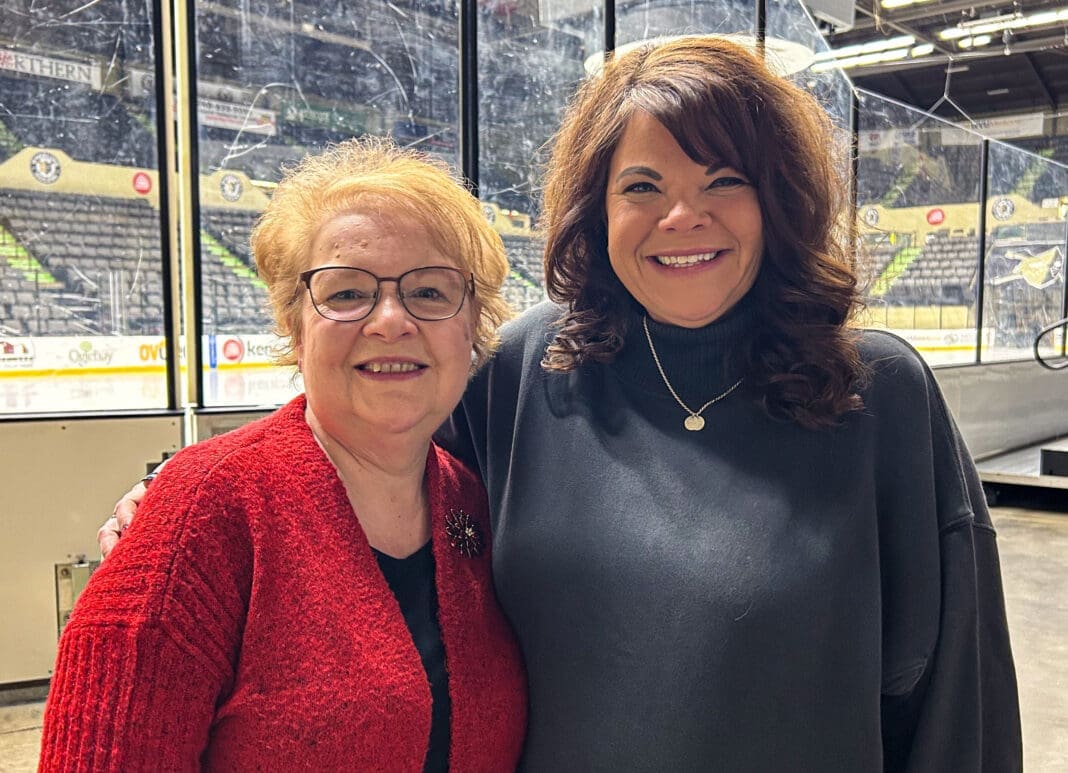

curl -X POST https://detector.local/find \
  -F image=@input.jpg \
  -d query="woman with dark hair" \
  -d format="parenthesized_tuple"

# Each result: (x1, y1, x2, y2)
(541, 37, 862, 427)
(103, 36, 1020, 771)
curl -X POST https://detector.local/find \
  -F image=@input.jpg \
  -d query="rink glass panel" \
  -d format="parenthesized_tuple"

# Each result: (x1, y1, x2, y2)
(476, 0, 602, 314)
(767, 0, 851, 133)
(3, 0, 1061, 414)
(0, 0, 168, 413)
(855, 90, 985, 366)
(193, 0, 461, 407)
(981, 141, 1067, 363)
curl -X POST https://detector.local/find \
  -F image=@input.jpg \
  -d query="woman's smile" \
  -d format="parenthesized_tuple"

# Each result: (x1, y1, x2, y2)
(648, 249, 728, 268)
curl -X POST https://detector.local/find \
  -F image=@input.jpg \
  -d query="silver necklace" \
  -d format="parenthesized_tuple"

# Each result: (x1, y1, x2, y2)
(642, 315, 743, 431)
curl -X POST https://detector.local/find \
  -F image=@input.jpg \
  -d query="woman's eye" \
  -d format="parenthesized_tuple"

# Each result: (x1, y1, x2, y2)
(622, 181, 659, 194)
(408, 286, 444, 300)
(708, 176, 748, 189)
(329, 289, 371, 302)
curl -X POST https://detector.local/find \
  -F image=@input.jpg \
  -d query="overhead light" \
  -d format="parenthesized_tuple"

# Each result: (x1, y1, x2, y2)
(881, 0, 938, 7)
(813, 34, 915, 62)
(811, 42, 933, 72)
(957, 34, 993, 49)
(939, 7, 1068, 40)
(987, 88, 1010, 95)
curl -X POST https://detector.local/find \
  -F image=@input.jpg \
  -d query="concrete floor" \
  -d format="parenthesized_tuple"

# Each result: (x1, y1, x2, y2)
(3, 494, 1066, 771)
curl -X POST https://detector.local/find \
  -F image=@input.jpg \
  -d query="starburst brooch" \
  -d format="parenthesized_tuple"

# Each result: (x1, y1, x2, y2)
(445, 509, 483, 558)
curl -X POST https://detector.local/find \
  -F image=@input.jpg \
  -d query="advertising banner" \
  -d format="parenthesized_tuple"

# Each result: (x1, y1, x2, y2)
(199, 98, 277, 137)
(0, 48, 102, 89)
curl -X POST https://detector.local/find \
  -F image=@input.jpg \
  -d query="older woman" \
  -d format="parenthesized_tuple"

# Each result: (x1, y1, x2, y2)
(42, 138, 526, 771)
(103, 37, 1021, 771)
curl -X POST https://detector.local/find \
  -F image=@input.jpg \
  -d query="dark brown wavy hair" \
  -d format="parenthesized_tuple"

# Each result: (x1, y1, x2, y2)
(540, 35, 868, 428)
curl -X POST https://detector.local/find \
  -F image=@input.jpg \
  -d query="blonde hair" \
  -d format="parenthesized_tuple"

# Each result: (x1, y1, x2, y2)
(251, 136, 512, 370)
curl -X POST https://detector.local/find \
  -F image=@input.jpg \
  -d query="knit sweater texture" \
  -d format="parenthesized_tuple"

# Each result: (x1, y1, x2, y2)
(41, 395, 527, 772)
(446, 298, 1021, 772)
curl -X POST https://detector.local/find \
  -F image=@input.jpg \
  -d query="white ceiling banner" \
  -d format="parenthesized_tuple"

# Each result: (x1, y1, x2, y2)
(0, 48, 102, 90)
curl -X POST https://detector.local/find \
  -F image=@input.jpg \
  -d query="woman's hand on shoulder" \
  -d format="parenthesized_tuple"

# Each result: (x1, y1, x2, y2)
(98, 480, 148, 558)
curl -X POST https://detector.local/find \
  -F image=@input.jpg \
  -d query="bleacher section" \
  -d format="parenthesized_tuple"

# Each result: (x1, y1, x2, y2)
(199, 138, 306, 184)
(854, 237, 901, 290)
(1, 189, 164, 335)
(0, 74, 156, 169)
(856, 156, 898, 205)
(499, 234, 546, 311)
(881, 232, 978, 305)
(894, 146, 980, 208)
(0, 246, 71, 336)
(0, 188, 282, 336)
(200, 209, 272, 332)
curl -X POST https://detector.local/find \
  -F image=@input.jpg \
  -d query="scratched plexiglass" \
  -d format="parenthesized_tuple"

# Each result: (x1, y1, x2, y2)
(193, 0, 462, 406)
(0, 0, 169, 413)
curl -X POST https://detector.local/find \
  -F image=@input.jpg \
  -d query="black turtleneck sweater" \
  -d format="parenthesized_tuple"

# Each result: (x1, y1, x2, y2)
(444, 299, 1020, 772)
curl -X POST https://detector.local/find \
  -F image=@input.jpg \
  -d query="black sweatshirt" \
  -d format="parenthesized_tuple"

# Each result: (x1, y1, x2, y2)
(444, 298, 1021, 772)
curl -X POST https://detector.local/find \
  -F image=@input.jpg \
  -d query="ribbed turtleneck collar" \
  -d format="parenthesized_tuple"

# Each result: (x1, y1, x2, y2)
(611, 294, 757, 406)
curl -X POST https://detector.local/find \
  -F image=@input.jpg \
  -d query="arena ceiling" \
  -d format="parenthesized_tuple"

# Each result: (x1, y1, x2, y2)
(821, 0, 1068, 122)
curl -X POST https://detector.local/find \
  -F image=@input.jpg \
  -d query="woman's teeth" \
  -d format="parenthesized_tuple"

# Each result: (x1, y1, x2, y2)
(655, 251, 721, 267)
(362, 362, 420, 373)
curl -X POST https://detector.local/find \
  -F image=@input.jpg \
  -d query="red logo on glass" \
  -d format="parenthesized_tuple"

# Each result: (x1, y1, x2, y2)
(132, 172, 152, 195)
(222, 338, 245, 362)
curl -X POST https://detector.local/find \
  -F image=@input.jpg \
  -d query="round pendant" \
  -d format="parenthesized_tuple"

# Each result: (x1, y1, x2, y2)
(684, 415, 705, 431)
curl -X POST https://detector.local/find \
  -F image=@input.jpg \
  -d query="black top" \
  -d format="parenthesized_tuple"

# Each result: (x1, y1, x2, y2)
(374, 541, 451, 772)
(444, 299, 1021, 772)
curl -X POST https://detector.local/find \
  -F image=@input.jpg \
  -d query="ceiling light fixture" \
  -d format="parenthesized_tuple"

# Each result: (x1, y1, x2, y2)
(812, 35, 915, 62)
(880, 0, 938, 8)
(957, 34, 994, 48)
(811, 41, 934, 72)
(939, 8, 1068, 40)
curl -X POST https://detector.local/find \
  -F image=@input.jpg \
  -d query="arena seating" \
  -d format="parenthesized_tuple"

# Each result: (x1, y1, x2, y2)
(201, 208, 259, 267)
(499, 234, 542, 285)
(856, 156, 898, 205)
(0, 75, 156, 169)
(199, 138, 306, 183)
(1, 189, 165, 335)
(855, 237, 902, 291)
(1027, 165, 1066, 202)
(894, 146, 981, 208)
(0, 190, 280, 335)
(881, 232, 978, 305)
(199, 210, 272, 333)
(0, 256, 74, 336)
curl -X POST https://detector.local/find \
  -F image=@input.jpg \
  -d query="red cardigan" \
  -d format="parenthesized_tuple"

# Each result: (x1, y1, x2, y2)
(40, 396, 526, 771)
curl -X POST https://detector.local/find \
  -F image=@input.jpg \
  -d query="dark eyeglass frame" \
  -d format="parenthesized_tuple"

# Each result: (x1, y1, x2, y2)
(299, 265, 476, 322)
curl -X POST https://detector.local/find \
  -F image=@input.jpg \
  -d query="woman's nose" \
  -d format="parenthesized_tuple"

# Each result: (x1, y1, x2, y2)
(660, 196, 712, 231)
(361, 285, 415, 338)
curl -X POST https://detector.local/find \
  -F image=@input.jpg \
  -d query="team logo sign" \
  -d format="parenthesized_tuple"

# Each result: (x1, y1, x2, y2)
(220, 173, 243, 202)
(862, 207, 879, 227)
(991, 197, 1015, 221)
(221, 337, 245, 362)
(132, 171, 152, 194)
(29, 151, 61, 184)
(990, 246, 1064, 290)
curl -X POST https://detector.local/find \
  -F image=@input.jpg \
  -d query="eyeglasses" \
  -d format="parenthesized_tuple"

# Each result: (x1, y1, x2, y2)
(299, 265, 475, 322)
